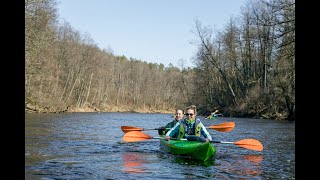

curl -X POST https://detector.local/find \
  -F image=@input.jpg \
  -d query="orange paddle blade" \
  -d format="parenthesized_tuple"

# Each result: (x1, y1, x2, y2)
(208, 122, 235, 132)
(122, 131, 152, 142)
(234, 139, 264, 151)
(121, 126, 143, 133)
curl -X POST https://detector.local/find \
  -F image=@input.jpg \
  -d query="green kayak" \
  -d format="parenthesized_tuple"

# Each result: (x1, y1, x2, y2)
(159, 138, 216, 161)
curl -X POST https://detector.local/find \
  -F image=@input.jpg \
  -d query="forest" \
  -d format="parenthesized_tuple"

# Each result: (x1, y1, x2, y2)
(25, 0, 295, 120)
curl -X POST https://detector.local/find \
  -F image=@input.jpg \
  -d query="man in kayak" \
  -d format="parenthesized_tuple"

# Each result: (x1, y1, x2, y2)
(165, 105, 212, 142)
(158, 109, 184, 135)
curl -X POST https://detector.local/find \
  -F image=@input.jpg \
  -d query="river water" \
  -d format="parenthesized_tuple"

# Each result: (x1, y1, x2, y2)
(25, 112, 295, 179)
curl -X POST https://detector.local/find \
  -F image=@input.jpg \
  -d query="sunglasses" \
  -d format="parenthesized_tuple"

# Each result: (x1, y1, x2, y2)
(185, 113, 194, 116)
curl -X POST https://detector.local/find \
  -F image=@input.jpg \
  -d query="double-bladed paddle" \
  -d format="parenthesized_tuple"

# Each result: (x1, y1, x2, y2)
(205, 110, 219, 119)
(121, 122, 235, 133)
(122, 131, 263, 151)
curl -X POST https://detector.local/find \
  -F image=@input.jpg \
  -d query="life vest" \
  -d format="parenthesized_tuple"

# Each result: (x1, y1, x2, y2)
(177, 119, 202, 139)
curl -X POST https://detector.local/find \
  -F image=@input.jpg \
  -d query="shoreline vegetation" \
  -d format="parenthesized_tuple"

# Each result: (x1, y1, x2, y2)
(25, 103, 288, 120)
(25, 103, 174, 114)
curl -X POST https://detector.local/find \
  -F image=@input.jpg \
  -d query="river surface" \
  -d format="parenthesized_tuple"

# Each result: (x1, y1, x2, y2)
(25, 112, 295, 179)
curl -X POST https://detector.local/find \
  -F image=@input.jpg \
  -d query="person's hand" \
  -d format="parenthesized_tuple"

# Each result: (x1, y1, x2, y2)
(205, 138, 209, 143)
(165, 136, 170, 141)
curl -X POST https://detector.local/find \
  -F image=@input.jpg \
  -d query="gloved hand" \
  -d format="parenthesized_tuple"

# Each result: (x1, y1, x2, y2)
(157, 126, 166, 135)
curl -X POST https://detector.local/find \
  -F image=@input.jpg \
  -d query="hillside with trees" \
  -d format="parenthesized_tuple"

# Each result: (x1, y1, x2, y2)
(25, 0, 295, 120)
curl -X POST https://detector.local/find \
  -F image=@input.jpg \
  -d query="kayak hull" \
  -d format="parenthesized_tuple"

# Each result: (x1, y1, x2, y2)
(160, 138, 216, 161)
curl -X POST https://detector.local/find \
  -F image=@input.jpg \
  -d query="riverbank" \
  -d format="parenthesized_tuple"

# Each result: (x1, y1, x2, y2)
(25, 103, 292, 121)
(25, 103, 175, 114)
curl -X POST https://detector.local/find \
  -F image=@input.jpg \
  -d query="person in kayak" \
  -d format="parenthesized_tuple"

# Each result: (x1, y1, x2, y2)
(158, 109, 184, 135)
(165, 105, 212, 142)
(205, 110, 219, 119)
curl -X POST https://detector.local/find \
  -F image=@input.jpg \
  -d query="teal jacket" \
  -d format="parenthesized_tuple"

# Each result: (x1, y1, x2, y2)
(158, 119, 179, 135)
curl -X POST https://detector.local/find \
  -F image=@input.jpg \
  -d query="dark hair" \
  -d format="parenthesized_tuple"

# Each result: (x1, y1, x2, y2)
(176, 109, 184, 114)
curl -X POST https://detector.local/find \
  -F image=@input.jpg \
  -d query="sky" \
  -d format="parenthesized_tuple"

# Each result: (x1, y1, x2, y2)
(56, 0, 247, 68)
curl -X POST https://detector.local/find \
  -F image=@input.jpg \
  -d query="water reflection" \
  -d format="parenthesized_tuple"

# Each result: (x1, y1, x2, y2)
(243, 154, 263, 164)
(122, 152, 147, 173)
(239, 155, 263, 176)
(219, 154, 263, 178)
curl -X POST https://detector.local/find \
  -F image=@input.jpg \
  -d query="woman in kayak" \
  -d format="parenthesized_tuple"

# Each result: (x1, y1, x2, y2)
(158, 109, 184, 135)
(165, 105, 212, 142)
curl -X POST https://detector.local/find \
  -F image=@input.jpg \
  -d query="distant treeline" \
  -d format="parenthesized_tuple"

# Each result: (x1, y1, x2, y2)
(25, 0, 295, 120)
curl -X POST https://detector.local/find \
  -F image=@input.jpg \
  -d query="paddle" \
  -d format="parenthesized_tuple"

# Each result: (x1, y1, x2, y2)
(186, 135, 263, 151)
(121, 122, 235, 133)
(205, 110, 220, 119)
(121, 126, 165, 133)
(122, 131, 263, 151)
(208, 122, 235, 132)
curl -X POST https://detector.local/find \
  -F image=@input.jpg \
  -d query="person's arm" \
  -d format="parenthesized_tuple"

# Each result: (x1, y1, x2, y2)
(163, 121, 174, 134)
(158, 121, 174, 135)
(165, 121, 180, 140)
(165, 121, 174, 128)
(200, 122, 212, 141)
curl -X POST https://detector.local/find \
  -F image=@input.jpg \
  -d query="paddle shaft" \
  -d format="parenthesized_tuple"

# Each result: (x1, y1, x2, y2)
(154, 137, 238, 144)
(123, 131, 263, 151)
(129, 126, 229, 131)
(143, 128, 166, 131)
(149, 137, 198, 141)
(121, 122, 235, 133)
(144, 126, 226, 131)
(211, 141, 233, 144)
(130, 135, 249, 144)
